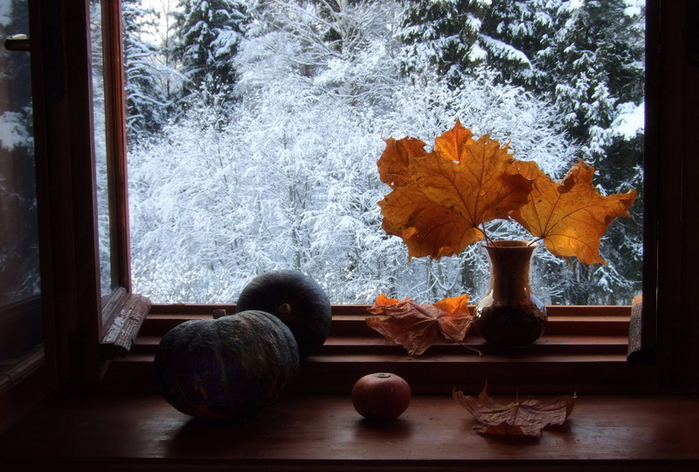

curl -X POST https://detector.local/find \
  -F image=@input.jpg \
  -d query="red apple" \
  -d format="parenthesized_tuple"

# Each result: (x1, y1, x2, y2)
(351, 372, 411, 421)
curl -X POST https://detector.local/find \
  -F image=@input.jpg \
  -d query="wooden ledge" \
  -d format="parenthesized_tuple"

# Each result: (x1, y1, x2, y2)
(0, 392, 698, 471)
(101, 303, 654, 395)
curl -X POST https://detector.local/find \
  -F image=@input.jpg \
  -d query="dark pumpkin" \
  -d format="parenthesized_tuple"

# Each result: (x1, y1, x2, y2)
(236, 270, 332, 359)
(154, 310, 299, 421)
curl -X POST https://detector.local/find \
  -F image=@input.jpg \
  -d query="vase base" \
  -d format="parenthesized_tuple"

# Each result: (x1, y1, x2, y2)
(474, 303, 547, 348)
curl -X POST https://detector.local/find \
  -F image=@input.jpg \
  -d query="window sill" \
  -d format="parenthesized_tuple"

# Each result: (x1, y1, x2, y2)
(1, 391, 698, 470)
(101, 304, 655, 395)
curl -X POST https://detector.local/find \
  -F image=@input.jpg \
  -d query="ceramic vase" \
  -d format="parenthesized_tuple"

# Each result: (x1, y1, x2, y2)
(474, 240, 547, 348)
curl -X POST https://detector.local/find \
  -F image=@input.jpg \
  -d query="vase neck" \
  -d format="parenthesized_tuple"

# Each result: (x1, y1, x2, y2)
(485, 244, 536, 301)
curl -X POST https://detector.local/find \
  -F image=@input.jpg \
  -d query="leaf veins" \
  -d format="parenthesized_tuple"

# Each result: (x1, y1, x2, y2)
(366, 293, 472, 356)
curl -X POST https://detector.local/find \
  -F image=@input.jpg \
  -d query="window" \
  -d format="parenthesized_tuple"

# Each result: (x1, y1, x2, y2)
(10, 0, 699, 399)
(0, 0, 42, 385)
(91, 0, 151, 358)
(98, 0, 656, 395)
(122, 0, 645, 308)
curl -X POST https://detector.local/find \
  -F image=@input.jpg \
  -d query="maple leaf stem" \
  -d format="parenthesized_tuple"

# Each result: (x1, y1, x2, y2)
(481, 223, 493, 246)
(457, 341, 484, 357)
(439, 322, 483, 356)
(528, 237, 543, 247)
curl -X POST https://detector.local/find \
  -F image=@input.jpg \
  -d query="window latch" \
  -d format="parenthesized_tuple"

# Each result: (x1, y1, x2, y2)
(4, 34, 30, 52)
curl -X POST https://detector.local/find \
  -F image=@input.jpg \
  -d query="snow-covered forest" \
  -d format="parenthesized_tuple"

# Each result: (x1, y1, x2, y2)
(112, 0, 645, 305)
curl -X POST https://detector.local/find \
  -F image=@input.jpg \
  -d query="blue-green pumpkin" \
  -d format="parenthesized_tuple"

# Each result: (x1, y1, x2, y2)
(236, 270, 332, 359)
(154, 310, 299, 421)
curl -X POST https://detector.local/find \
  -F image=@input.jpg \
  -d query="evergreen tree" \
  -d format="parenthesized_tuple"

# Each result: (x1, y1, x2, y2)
(173, 0, 250, 107)
(399, 0, 490, 85)
(479, 0, 555, 88)
(477, 0, 645, 304)
(539, 1, 644, 304)
(122, 0, 172, 140)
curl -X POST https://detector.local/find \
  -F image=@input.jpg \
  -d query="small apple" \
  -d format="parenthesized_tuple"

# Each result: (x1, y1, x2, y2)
(351, 372, 411, 421)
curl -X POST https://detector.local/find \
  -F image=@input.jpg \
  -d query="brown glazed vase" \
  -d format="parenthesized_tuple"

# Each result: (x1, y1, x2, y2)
(474, 240, 547, 348)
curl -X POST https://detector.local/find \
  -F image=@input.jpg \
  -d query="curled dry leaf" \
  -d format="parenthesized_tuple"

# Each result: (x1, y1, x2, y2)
(452, 384, 576, 437)
(366, 293, 472, 356)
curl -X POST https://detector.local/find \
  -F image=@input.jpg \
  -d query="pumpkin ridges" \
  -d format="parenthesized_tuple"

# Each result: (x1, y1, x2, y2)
(154, 310, 299, 421)
(155, 320, 215, 418)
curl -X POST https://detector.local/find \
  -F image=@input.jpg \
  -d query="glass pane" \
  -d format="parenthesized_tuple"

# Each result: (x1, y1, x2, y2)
(0, 0, 42, 375)
(90, 0, 114, 302)
(125, 0, 644, 306)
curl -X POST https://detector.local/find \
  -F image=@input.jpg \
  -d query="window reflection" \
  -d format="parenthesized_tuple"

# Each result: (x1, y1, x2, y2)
(90, 0, 115, 301)
(0, 0, 42, 375)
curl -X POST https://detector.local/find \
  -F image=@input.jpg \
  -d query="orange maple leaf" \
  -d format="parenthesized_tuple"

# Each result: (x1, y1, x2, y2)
(366, 293, 472, 356)
(510, 159, 637, 265)
(378, 120, 532, 259)
(453, 384, 576, 437)
(377, 136, 428, 188)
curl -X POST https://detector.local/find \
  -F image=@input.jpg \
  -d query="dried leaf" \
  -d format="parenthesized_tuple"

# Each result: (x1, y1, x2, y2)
(377, 136, 428, 189)
(378, 120, 532, 260)
(510, 159, 637, 265)
(378, 121, 636, 264)
(366, 294, 471, 356)
(453, 384, 576, 437)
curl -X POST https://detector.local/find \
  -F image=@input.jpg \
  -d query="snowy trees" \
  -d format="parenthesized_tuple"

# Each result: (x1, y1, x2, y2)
(399, 0, 490, 84)
(173, 0, 250, 107)
(483, 0, 646, 304)
(122, 0, 173, 139)
(124, 0, 645, 305)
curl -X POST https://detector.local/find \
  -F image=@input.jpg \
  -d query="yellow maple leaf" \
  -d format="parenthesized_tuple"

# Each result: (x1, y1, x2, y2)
(510, 159, 637, 265)
(377, 136, 428, 188)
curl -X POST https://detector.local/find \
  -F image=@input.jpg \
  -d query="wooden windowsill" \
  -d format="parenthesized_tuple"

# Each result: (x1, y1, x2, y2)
(1, 304, 694, 470)
(100, 303, 655, 395)
(0, 391, 698, 470)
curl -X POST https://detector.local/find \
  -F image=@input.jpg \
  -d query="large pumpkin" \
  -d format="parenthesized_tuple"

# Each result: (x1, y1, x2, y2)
(236, 270, 332, 359)
(154, 310, 299, 421)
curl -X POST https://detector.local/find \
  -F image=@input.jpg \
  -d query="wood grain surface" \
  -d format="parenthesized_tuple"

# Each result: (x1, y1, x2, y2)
(1, 392, 698, 470)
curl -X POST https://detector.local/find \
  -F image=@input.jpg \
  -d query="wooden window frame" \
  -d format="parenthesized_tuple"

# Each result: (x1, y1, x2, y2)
(22, 0, 150, 392)
(7, 0, 698, 399)
(100, 0, 668, 396)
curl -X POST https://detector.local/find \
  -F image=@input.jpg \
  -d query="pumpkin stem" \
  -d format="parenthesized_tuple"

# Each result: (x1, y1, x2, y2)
(212, 309, 227, 319)
(278, 303, 293, 316)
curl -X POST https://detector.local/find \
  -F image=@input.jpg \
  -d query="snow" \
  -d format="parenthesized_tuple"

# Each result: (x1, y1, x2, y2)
(0, 112, 30, 151)
(0, 2, 11, 27)
(613, 101, 645, 139)
(478, 34, 531, 66)
(624, 0, 645, 17)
